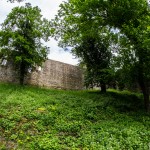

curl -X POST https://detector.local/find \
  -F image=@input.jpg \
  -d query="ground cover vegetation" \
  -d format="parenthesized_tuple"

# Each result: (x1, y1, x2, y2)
(0, 83, 150, 149)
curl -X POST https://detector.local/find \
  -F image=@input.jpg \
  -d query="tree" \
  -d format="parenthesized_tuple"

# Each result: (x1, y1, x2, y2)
(104, 0, 150, 111)
(52, 1, 117, 93)
(0, 3, 51, 85)
(53, 0, 150, 111)
(73, 33, 114, 92)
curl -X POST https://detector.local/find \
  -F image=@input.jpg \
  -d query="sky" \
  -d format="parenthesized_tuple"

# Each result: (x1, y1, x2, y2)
(0, 0, 79, 65)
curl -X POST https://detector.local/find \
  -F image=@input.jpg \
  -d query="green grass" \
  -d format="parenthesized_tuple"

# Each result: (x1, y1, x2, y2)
(0, 83, 150, 150)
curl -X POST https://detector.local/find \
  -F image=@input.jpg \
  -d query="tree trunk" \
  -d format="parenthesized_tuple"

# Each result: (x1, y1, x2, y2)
(143, 89, 150, 112)
(139, 80, 150, 112)
(138, 63, 150, 112)
(19, 61, 26, 85)
(101, 82, 106, 93)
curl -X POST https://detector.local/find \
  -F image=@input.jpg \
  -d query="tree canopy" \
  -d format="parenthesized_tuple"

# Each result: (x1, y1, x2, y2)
(0, 3, 51, 85)
(72, 29, 115, 92)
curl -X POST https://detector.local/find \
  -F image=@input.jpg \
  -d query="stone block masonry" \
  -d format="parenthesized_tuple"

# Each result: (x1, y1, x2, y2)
(0, 59, 83, 90)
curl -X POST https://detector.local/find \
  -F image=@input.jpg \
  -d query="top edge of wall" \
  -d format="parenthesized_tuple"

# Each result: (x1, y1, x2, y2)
(46, 59, 79, 67)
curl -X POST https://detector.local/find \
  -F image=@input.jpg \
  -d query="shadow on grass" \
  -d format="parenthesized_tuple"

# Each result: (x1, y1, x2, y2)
(87, 90, 145, 113)
(108, 91, 144, 111)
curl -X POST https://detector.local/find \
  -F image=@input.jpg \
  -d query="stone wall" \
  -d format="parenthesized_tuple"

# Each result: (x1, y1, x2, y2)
(0, 59, 83, 90)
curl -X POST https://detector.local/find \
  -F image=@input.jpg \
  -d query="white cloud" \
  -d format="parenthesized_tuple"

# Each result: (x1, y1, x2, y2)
(49, 49, 79, 66)
(0, 0, 79, 65)
(47, 39, 79, 65)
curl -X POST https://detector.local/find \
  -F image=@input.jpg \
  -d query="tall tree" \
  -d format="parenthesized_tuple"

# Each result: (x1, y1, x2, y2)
(52, 1, 116, 92)
(0, 3, 51, 85)
(73, 33, 114, 92)
(104, 0, 150, 111)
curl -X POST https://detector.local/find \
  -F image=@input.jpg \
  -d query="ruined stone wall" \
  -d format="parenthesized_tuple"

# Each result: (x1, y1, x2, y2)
(0, 59, 83, 90)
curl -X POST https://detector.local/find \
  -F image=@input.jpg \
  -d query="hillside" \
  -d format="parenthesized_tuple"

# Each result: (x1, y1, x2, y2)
(0, 83, 149, 149)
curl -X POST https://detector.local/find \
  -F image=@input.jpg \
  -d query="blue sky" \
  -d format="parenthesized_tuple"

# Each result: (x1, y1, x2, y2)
(0, 0, 79, 65)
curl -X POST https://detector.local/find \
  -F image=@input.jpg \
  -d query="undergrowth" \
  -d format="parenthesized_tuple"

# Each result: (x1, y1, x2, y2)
(0, 83, 149, 149)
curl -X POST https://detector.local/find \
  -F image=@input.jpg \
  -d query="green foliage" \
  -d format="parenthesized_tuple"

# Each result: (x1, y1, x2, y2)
(73, 34, 115, 91)
(0, 3, 51, 85)
(53, 1, 118, 92)
(0, 83, 149, 149)
(107, 0, 150, 111)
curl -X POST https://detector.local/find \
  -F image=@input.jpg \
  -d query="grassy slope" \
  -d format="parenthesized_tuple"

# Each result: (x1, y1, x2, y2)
(0, 83, 149, 150)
